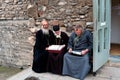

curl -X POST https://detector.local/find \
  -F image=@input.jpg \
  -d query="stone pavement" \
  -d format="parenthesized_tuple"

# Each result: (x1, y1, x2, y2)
(7, 57, 120, 80)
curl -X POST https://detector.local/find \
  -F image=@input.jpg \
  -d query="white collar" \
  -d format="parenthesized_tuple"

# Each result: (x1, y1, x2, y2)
(53, 31, 61, 38)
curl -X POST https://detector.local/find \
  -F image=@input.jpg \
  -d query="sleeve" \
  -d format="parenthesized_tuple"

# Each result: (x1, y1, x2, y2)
(67, 32, 74, 49)
(86, 30, 93, 52)
(33, 30, 44, 59)
(62, 32, 69, 46)
(49, 30, 56, 45)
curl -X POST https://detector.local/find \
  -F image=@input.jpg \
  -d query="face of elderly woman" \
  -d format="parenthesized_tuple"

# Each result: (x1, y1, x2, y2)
(74, 28, 82, 36)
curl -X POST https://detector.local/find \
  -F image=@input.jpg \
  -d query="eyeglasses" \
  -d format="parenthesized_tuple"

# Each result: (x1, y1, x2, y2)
(43, 24, 48, 26)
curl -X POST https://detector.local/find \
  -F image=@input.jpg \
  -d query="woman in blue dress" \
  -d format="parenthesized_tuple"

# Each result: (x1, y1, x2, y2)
(62, 24, 93, 80)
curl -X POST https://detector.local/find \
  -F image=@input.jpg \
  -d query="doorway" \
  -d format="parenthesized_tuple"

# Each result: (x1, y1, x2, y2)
(111, 0, 120, 56)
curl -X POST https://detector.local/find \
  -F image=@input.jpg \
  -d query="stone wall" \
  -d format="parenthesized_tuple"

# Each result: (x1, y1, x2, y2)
(0, 0, 30, 20)
(0, 0, 93, 68)
(28, 0, 93, 30)
(0, 20, 34, 68)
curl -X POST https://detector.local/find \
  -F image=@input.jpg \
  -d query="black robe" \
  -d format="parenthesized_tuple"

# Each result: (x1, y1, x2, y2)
(32, 29, 55, 73)
(47, 31, 69, 74)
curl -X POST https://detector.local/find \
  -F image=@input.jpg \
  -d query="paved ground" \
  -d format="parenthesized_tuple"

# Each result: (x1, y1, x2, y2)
(0, 66, 22, 80)
(7, 56, 120, 80)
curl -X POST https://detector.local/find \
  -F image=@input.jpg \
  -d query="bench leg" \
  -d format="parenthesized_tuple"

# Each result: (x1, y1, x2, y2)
(93, 72, 97, 76)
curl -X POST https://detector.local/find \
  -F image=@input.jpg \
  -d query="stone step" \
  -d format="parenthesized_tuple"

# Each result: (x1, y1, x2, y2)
(7, 64, 120, 80)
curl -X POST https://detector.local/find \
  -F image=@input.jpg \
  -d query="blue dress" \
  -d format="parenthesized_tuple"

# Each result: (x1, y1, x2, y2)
(62, 30, 93, 80)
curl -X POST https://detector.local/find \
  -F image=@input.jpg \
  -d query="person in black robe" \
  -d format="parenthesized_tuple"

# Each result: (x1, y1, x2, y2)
(62, 24, 93, 80)
(32, 19, 55, 73)
(47, 25, 69, 74)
